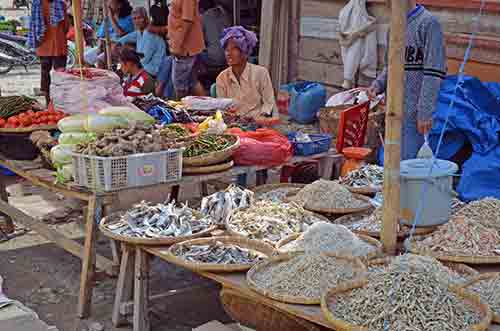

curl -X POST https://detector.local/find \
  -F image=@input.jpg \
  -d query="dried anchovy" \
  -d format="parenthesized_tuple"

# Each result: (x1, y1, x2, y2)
(172, 241, 265, 265)
(331, 261, 482, 331)
(228, 200, 322, 245)
(256, 187, 302, 203)
(339, 164, 383, 188)
(414, 216, 500, 256)
(294, 180, 366, 210)
(456, 197, 500, 233)
(280, 222, 376, 257)
(253, 253, 358, 299)
(105, 201, 213, 239)
(367, 254, 471, 286)
(200, 185, 254, 225)
(451, 198, 466, 215)
(467, 275, 500, 317)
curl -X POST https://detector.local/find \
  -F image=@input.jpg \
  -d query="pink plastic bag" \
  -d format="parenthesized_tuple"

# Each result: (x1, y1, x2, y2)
(227, 128, 293, 167)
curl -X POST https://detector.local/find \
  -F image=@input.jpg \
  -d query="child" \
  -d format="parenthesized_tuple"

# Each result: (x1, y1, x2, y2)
(119, 48, 155, 98)
(369, 1, 446, 160)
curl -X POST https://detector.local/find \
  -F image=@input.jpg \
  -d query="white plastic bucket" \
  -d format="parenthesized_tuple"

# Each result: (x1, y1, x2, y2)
(400, 159, 458, 227)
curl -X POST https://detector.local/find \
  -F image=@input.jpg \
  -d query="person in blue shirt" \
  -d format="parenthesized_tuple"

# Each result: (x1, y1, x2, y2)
(115, 7, 166, 77)
(84, 0, 134, 66)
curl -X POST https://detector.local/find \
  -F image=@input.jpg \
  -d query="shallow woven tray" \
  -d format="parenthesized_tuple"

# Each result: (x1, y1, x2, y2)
(99, 211, 217, 246)
(246, 251, 366, 305)
(345, 185, 381, 195)
(183, 160, 234, 175)
(405, 235, 500, 265)
(462, 273, 500, 324)
(252, 183, 305, 201)
(286, 192, 373, 215)
(183, 135, 240, 167)
(227, 209, 330, 247)
(275, 233, 383, 260)
(0, 125, 58, 133)
(320, 278, 492, 331)
(164, 236, 275, 272)
(335, 212, 437, 239)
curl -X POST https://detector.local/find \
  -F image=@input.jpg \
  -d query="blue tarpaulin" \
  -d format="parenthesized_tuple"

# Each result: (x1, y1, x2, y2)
(429, 75, 500, 201)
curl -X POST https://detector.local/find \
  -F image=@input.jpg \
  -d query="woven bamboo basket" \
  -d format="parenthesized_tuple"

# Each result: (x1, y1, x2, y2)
(183, 160, 234, 175)
(462, 273, 500, 324)
(345, 185, 381, 196)
(183, 135, 240, 167)
(227, 209, 330, 248)
(320, 278, 492, 331)
(220, 288, 330, 331)
(99, 211, 217, 246)
(246, 251, 366, 305)
(163, 236, 275, 272)
(252, 183, 305, 201)
(286, 192, 373, 215)
(366, 257, 479, 282)
(275, 233, 383, 261)
(405, 236, 500, 265)
(0, 125, 58, 133)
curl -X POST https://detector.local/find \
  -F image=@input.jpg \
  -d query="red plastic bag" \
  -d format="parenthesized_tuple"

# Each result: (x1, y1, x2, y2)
(227, 128, 293, 167)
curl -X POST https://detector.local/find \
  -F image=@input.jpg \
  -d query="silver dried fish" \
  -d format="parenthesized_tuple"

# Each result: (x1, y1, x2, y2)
(200, 185, 254, 225)
(339, 164, 383, 188)
(173, 241, 265, 265)
(293, 180, 366, 210)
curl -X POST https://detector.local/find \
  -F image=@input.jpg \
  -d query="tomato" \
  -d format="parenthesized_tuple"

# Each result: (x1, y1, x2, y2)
(7, 116, 18, 125)
(33, 118, 40, 125)
(0, 118, 5, 126)
(39, 116, 48, 123)
(26, 110, 35, 116)
(47, 121, 57, 125)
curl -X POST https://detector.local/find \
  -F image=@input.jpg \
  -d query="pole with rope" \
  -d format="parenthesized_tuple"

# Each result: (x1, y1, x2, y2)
(381, 0, 408, 254)
(103, 1, 113, 69)
(71, 0, 86, 66)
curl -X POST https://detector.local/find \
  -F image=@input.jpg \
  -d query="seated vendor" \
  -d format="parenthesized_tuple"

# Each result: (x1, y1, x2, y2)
(119, 48, 155, 98)
(116, 7, 166, 77)
(216, 26, 277, 119)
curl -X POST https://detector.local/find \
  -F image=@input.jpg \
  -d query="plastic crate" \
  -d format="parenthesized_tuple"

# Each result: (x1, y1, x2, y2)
(287, 133, 332, 156)
(72, 149, 183, 192)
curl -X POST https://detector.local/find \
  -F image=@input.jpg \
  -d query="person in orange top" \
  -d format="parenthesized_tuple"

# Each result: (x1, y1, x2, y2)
(28, 0, 69, 106)
(168, 0, 205, 98)
(216, 26, 277, 119)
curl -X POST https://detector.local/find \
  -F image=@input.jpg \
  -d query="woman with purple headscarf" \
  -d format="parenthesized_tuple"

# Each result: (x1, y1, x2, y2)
(216, 26, 277, 118)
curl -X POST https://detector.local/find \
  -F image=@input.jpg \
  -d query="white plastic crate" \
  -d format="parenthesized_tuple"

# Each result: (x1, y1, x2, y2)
(72, 149, 183, 192)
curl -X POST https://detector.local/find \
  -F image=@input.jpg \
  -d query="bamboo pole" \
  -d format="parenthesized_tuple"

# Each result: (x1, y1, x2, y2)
(233, 0, 241, 25)
(381, 0, 408, 254)
(103, 2, 113, 70)
(71, 0, 86, 66)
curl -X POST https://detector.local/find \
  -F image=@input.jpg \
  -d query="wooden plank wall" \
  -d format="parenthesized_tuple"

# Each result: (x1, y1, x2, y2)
(297, 0, 500, 96)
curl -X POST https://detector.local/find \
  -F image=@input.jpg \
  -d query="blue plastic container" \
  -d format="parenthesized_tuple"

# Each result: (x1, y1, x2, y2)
(281, 81, 326, 124)
(288, 132, 332, 156)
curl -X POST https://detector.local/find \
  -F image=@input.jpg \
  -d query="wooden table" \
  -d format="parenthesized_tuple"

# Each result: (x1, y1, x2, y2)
(113, 244, 500, 331)
(0, 150, 343, 321)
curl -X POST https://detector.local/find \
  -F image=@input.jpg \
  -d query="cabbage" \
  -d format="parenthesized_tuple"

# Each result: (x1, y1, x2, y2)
(98, 106, 156, 125)
(56, 164, 73, 184)
(84, 114, 129, 133)
(58, 132, 96, 145)
(58, 114, 88, 133)
(50, 144, 75, 167)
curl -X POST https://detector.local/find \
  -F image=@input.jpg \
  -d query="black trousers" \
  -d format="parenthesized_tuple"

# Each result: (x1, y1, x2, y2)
(40, 55, 67, 95)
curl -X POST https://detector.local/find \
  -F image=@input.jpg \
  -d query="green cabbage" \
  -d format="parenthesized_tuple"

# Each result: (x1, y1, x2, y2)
(57, 114, 88, 133)
(98, 106, 156, 125)
(84, 114, 129, 133)
(58, 132, 96, 145)
(50, 144, 75, 167)
(56, 164, 73, 184)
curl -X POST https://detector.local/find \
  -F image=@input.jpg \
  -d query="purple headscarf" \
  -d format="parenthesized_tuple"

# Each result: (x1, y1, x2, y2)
(220, 26, 258, 56)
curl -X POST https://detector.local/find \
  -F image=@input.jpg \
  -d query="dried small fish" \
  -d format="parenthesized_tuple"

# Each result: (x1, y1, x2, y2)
(413, 216, 500, 256)
(252, 253, 360, 300)
(451, 198, 466, 215)
(293, 180, 366, 210)
(348, 207, 384, 233)
(367, 254, 472, 286)
(172, 241, 266, 265)
(200, 185, 254, 225)
(339, 164, 383, 188)
(456, 197, 500, 233)
(466, 274, 500, 318)
(104, 201, 213, 239)
(330, 259, 483, 331)
(256, 187, 302, 203)
(228, 200, 322, 245)
(279, 222, 376, 257)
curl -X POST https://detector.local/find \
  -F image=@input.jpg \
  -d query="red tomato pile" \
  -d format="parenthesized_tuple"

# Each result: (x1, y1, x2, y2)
(0, 109, 68, 129)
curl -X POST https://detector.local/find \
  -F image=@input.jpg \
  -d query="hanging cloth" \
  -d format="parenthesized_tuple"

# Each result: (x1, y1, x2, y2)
(338, 0, 378, 88)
